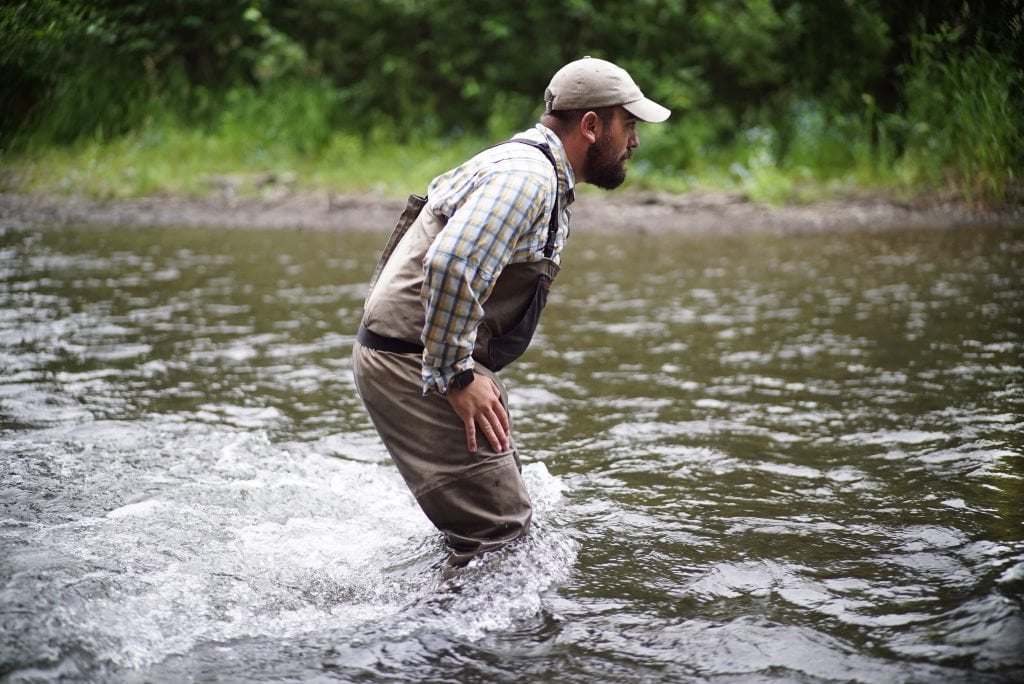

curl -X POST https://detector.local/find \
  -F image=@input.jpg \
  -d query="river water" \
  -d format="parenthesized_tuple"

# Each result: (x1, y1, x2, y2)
(1, 220, 1022, 683)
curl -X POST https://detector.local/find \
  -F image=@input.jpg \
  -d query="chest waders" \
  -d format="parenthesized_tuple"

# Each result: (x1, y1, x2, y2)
(352, 139, 562, 566)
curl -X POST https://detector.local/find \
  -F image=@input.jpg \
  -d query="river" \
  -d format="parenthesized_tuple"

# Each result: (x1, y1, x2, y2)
(1, 220, 1022, 683)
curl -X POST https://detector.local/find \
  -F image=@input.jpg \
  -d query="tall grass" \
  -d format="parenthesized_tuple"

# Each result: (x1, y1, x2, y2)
(632, 39, 1022, 205)
(4, 80, 491, 199)
(4, 43, 1020, 205)
(898, 40, 1022, 203)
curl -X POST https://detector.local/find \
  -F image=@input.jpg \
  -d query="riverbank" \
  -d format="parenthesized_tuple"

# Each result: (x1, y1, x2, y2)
(2, 189, 1022, 235)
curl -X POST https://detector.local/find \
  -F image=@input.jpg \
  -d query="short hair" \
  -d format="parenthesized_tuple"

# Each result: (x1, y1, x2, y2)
(543, 106, 617, 132)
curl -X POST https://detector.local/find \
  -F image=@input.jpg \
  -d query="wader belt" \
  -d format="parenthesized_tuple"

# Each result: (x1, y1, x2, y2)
(358, 137, 562, 356)
(357, 324, 424, 354)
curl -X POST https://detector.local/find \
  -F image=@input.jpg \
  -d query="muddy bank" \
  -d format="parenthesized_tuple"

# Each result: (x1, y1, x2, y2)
(1, 190, 1021, 234)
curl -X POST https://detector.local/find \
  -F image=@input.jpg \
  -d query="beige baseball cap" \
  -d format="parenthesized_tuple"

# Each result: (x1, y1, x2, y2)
(544, 56, 671, 123)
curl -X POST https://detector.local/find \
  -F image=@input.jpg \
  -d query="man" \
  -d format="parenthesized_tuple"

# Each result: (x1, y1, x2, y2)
(352, 57, 670, 566)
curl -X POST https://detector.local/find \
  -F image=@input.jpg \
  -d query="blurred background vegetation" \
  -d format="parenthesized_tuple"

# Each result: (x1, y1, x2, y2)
(1, 0, 1022, 204)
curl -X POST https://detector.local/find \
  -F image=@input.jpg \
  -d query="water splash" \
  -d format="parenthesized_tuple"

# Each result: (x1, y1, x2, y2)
(1, 422, 575, 681)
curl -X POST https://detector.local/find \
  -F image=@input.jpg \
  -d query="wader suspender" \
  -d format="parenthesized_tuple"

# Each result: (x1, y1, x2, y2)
(357, 139, 562, 356)
(506, 138, 561, 258)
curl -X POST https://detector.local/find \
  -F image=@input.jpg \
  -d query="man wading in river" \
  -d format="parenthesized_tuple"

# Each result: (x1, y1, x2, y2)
(352, 57, 670, 566)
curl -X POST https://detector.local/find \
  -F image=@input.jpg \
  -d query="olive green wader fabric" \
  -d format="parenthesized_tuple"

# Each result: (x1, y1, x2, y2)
(352, 344, 531, 565)
(354, 198, 558, 565)
(361, 197, 559, 360)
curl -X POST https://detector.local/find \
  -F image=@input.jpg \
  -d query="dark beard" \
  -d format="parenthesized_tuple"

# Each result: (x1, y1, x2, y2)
(584, 134, 627, 190)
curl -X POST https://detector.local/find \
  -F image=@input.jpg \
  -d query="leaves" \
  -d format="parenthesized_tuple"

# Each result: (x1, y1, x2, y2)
(2, 0, 1020, 202)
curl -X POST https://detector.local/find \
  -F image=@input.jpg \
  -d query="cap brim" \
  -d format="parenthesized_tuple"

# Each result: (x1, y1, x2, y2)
(623, 97, 671, 123)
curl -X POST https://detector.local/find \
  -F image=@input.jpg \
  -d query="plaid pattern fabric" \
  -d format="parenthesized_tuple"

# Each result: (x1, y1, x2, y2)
(420, 124, 576, 393)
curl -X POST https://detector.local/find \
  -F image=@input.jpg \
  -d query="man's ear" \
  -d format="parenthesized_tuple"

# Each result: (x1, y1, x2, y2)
(579, 110, 601, 144)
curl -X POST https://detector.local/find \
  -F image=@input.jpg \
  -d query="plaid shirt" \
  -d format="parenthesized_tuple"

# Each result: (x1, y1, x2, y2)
(420, 124, 576, 394)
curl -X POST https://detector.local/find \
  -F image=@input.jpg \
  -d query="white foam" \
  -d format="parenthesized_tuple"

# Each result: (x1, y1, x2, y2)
(3, 422, 577, 674)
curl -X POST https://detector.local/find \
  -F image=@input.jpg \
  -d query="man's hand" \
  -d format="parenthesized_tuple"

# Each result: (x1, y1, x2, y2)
(446, 374, 510, 453)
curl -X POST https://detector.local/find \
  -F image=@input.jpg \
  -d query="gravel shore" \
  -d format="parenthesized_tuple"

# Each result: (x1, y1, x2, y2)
(2, 190, 1021, 235)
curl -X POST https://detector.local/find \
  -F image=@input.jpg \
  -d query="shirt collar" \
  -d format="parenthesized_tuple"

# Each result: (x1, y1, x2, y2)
(526, 123, 576, 206)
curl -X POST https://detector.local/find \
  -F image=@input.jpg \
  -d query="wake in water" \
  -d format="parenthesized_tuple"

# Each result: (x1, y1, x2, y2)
(0, 419, 577, 682)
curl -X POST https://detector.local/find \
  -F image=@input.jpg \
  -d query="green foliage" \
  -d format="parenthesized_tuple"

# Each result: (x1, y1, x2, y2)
(2, 0, 1022, 204)
(1, 0, 312, 147)
(5, 85, 488, 200)
(898, 36, 1023, 202)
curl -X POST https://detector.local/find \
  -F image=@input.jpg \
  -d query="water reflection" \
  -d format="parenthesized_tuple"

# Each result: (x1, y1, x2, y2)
(1, 222, 1022, 682)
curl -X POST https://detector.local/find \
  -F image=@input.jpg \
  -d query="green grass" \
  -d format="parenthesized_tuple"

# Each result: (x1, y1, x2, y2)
(0, 112, 1009, 207)
(3, 119, 490, 200)
(3, 43, 1020, 207)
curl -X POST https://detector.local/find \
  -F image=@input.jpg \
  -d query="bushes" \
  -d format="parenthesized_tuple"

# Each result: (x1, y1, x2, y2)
(2, 0, 1021, 203)
(899, 39, 1022, 202)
